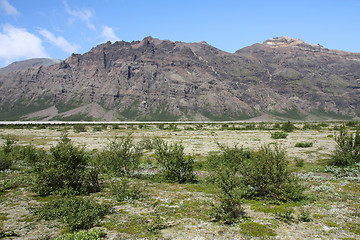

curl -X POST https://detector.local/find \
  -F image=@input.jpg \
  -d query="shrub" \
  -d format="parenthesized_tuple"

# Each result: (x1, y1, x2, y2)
(208, 146, 250, 223)
(330, 125, 360, 167)
(273, 122, 281, 130)
(294, 158, 304, 167)
(109, 178, 144, 203)
(0, 177, 22, 192)
(281, 121, 295, 132)
(18, 145, 47, 166)
(346, 121, 359, 127)
(302, 123, 322, 130)
(295, 142, 313, 148)
(240, 145, 304, 201)
(208, 145, 304, 223)
(31, 134, 100, 196)
(56, 229, 106, 240)
(0, 136, 15, 170)
(98, 135, 142, 177)
(73, 124, 87, 132)
(153, 138, 195, 183)
(298, 208, 312, 222)
(275, 209, 295, 224)
(271, 131, 288, 139)
(34, 196, 112, 232)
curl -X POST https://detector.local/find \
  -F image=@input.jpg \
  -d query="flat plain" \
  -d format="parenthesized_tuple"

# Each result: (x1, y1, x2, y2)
(0, 122, 359, 240)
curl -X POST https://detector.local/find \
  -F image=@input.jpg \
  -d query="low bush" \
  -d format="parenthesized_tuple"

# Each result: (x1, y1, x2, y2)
(34, 196, 112, 232)
(241, 145, 304, 201)
(271, 131, 288, 139)
(208, 144, 304, 223)
(281, 121, 295, 132)
(294, 158, 305, 167)
(302, 123, 322, 130)
(298, 208, 312, 222)
(208, 146, 249, 223)
(56, 229, 106, 240)
(97, 135, 142, 177)
(153, 138, 195, 183)
(31, 134, 100, 196)
(330, 125, 360, 167)
(0, 177, 22, 192)
(275, 209, 295, 224)
(109, 178, 144, 203)
(73, 124, 87, 132)
(0, 136, 15, 170)
(295, 142, 313, 148)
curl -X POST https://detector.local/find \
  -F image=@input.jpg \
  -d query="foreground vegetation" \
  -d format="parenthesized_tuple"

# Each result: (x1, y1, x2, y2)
(0, 121, 359, 239)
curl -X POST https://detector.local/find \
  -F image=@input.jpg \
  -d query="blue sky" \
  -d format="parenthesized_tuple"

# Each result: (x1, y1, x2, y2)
(0, 0, 360, 67)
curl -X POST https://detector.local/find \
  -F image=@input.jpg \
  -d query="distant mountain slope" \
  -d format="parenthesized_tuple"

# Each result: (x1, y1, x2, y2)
(0, 58, 62, 74)
(0, 37, 359, 121)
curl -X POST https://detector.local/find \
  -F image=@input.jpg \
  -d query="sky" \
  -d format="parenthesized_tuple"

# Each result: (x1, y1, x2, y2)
(0, 0, 360, 67)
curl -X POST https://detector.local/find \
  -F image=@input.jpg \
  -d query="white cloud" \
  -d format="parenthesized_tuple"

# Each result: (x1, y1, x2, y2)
(39, 28, 78, 54)
(0, 24, 48, 66)
(0, 0, 19, 16)
(63, 0, 96, 30)
(101, 26, 120, 43)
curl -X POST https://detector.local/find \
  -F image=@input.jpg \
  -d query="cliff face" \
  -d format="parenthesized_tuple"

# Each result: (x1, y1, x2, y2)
(0, 36, 359, 121)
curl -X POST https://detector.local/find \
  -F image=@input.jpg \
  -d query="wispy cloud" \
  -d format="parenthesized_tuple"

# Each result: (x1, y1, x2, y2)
(39, 28, 78, 54)
(0, 0, 19, 16)
(101, 26, 120, 43)
(63, 0, 96, 30)
(0, 24, 48, 66)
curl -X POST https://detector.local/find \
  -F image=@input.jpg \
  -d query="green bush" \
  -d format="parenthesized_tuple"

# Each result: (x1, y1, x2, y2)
(153, 138, 195, 183)
(0, 177, 24, 192)
(0, 231, 19, 238)
(295, 142, 313, 148)
(109, 178, 144, 203)
(34, 196, 112, 232)
(31, 134, 100, 196)
(302, 123, 322, 130)
(56, 229, 106, 240)
(273, 122, 281, 130)
(241, 145, 304, 201)
(330, 126, 360, 167)
(281, 121, 295, 132)
(298, 208, 312, 222)
(98, 135, 142, 177)
(208, 145, 304, 223)
(73, 124, 87, 132)
(271, 131, 288, 139)
(275, 209, 295, 224)
(295, 158, 304, 167)
(0, 136, 15, 170)
(208, 146, 250, 223)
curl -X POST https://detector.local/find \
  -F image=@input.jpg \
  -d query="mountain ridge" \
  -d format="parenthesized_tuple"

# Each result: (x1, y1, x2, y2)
(0, 36, 359, 121)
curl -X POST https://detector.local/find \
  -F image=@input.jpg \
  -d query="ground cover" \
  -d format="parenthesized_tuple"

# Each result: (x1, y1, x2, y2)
(0, 121, 359, 239)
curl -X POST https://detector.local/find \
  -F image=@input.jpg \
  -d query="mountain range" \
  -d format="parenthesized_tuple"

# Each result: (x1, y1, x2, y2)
(0, 36, 359, 121)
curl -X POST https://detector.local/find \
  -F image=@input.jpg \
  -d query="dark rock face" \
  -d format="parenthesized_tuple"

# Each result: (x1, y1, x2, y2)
(0, 36, 359, 121)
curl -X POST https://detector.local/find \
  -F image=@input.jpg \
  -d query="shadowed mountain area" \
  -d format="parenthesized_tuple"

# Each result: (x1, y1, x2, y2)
(0, 36, 359, 121)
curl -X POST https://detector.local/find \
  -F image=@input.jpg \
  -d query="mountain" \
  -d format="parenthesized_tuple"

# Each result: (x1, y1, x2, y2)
(0, 36, 359, 121)
(0, 58, 62, 74)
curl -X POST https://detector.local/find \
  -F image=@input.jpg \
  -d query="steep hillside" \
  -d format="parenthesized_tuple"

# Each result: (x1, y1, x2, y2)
(0, 58, 61, 74)
(0, 36, 359, 121)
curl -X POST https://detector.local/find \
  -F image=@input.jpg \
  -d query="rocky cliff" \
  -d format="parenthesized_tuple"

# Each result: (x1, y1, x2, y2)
(0, 36, 359, 121)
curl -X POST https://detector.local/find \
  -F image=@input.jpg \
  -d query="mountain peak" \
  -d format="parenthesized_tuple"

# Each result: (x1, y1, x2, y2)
(263, 36, 305, 47)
